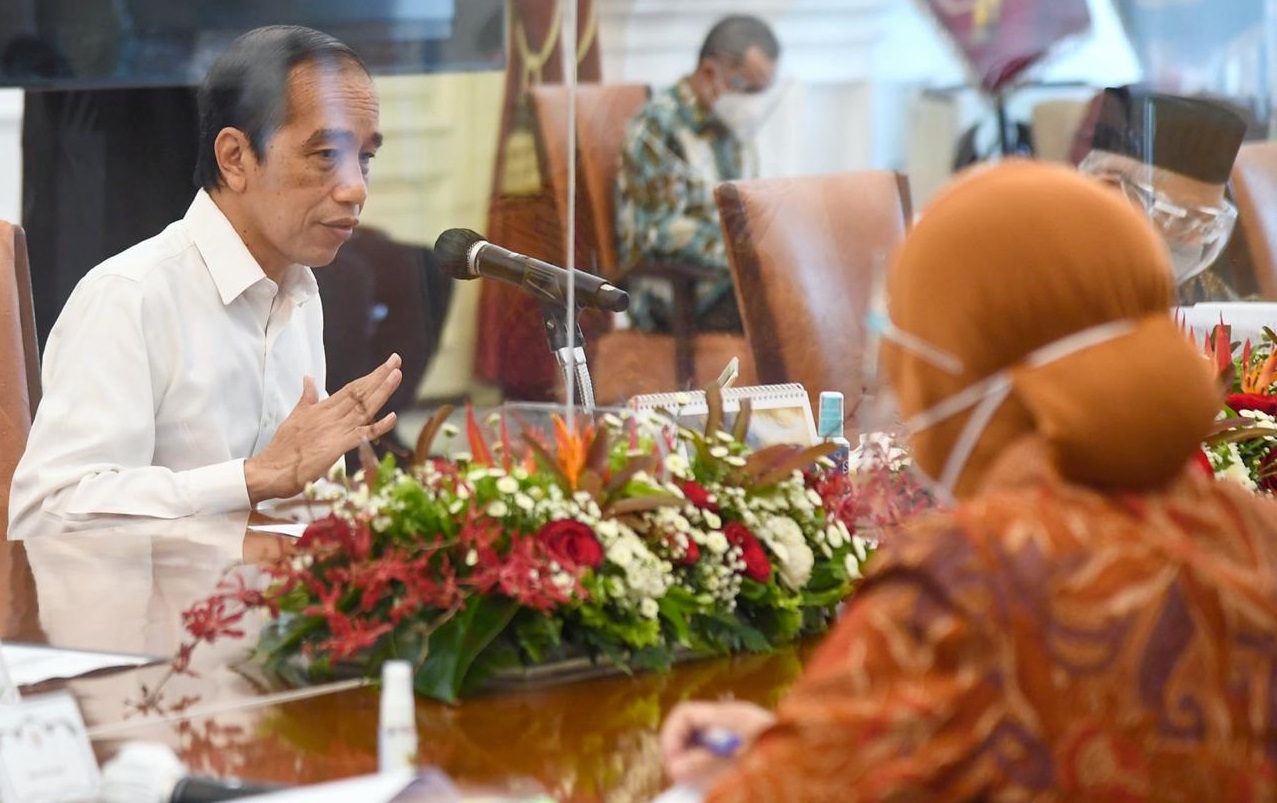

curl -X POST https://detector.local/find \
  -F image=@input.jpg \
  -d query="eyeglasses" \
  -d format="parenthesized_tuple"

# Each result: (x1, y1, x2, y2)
(1085, 167, 1237, 252)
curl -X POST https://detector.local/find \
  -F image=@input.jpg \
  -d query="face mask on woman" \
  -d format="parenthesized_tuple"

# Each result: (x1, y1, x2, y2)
(868, 307, 1138, 502)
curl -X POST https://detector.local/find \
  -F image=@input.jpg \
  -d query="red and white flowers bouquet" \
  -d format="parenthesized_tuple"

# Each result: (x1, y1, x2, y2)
(176, 393, 933, 703)
(1200, 324, 1277, 493)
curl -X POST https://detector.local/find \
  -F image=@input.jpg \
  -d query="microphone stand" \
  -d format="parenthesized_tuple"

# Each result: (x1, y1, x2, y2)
(542, 303, 596, 413)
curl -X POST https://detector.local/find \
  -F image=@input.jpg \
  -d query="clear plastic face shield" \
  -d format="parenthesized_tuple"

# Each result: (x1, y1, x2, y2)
(1077, 151, 1238, 286)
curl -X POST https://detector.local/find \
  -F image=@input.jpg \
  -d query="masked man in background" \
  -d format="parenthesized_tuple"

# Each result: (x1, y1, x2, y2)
(1075, 85, 1249, 304)
(614, 15, 780, 334)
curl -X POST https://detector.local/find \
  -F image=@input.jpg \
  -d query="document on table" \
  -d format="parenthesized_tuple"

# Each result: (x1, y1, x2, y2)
(1, 642, 156, 687)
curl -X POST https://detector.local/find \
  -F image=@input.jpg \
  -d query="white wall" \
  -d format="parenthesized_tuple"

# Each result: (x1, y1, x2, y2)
(871, 0, 1142, 203)
(0, 89, 21, 224)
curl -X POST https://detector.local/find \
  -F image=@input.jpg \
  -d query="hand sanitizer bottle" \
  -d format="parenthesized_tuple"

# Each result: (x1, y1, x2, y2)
(378, 660, 417, 773)
(818, 392, 852, 475)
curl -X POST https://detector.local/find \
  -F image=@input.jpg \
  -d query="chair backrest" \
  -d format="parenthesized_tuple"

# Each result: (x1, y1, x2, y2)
(530, 83, 650, 280)
(715, 171, 912, 422)
(529, 84, 575, 253)
(1230, 141, 1277, 300)
(575, 84, 650, 280)
(0, 221, 41, 526)
(1031, 99, 1089, 163)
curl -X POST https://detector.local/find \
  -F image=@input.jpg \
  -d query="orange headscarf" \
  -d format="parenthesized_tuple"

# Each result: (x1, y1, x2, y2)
(882, 161, 1220, 497)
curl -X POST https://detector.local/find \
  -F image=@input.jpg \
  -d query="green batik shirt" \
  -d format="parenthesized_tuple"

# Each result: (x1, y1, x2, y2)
(615, 78, 753, 331)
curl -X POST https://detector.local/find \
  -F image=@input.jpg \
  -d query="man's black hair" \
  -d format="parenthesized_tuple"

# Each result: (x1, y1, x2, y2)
(698, 15, 780, 65)
(194, 25, 368, 191)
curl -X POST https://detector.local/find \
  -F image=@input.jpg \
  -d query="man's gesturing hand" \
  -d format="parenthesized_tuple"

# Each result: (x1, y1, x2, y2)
(244, 353, 403, 504)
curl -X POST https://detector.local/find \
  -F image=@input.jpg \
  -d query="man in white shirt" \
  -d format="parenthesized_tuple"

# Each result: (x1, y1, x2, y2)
(8, 26, 401, 539)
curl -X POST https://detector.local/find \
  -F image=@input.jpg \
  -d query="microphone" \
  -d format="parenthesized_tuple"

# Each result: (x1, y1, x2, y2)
(434, 228, 629, 313)
(100, 742, 287, 803)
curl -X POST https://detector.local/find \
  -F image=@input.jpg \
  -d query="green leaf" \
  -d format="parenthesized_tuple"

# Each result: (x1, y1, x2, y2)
(514, 612, 563, 664)
(413, 597, 519, 703)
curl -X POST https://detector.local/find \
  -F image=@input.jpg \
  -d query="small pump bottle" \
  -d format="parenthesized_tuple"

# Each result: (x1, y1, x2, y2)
(378, 660, 418, 773)
(818, 392, 852, 475)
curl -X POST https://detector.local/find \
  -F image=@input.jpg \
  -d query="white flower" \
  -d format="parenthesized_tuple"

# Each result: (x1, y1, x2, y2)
(703, 511, 722, 530)
(1222, 460, 1258, 491)
(514, 494, 535, 512)
(805, 489, 823, 508)
(639, 598, 660, 619)
(709, 446, 730, 459)
(496, 476, 520, 495)
(486, 500, 509, 518)
(844, 553, 862, 580)
(440, 423, 459, 437)
(607, 539, 636, 568)
(706, 531, 729, 555)
(715, 431, 735, 443)
(664, 452, 689, 475)
(851, 534, 869, 562)
(758, 515, 814, 590)
(825, 524, 844, 549)
(725, 456, 747, 467)
(465, 549, 479, 567)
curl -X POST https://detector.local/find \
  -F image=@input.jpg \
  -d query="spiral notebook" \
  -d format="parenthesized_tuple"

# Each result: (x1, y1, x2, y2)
(629, 383, 817, 447)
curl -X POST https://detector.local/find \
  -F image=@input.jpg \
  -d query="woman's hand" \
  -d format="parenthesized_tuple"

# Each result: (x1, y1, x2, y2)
(660, 700, 776, 789)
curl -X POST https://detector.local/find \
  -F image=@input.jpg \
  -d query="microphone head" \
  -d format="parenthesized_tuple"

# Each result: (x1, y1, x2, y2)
(433, 228, 485, 280)
(99, 742, 186, 803)
(597, 283, 630, 313)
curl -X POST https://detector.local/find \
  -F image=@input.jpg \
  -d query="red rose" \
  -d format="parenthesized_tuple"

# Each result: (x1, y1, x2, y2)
(723, 522, 771, 583)
(538, 519, 605, 568)
(1227, 393, 1277, 418)
(679, 480, 718, 513)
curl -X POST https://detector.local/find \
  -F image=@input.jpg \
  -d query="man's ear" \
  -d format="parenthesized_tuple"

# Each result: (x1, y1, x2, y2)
(213, 127, 255, 193)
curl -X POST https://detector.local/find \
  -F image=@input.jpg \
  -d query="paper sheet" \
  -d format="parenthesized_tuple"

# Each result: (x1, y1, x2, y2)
(1, 643, 154, 687)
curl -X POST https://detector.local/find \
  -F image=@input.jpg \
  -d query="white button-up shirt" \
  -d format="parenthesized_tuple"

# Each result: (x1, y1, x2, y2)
(8, 191, 326, 539)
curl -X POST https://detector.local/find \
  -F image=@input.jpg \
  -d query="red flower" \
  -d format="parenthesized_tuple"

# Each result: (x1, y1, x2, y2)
(724, 522, 771, 583)
(1192, 449, 1214, 477)
(1227, 393, 1277, 418)
(679, 480, 718, 513)
(537, 519, 605, 569)
(1261, 451, 1277, 494)
(299, 515, 372, 562)
(679, 538, 700, 566)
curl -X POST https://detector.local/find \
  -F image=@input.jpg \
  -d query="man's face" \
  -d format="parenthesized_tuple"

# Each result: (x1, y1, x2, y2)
(711, 45, 776, 98)
(239, 61, 382, 272)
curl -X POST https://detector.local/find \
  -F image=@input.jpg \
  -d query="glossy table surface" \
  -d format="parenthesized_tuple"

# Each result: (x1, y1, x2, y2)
(0, 513, 813, 801)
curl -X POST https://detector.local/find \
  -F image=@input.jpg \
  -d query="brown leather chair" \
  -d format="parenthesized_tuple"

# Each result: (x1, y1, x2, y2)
(1229, 141, 1277, 300)
(530, 84, 756, 403)
(715, 172, 912, 424)
(0, 222, 41, 527)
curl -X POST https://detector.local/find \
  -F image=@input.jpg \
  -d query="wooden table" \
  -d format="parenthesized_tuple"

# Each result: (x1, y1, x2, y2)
(0, 514, 813, 801)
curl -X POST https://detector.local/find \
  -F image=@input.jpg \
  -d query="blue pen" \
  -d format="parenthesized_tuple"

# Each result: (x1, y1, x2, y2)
(693, 726, 742, 757)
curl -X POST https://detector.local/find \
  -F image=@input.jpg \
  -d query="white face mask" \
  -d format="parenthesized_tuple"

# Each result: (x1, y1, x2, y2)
(871, 313, 1138, 500)
(712, 91, 768, 141)
(1166, 237, 1217, 284)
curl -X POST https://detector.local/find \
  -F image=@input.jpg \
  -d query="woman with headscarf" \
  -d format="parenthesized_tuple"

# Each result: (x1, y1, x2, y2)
(659, 161, 1277, 801)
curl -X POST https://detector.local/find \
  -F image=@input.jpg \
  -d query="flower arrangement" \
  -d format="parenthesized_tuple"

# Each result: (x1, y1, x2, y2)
(1200, 323, 1277, 493)
(173, 393, 933, 704)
